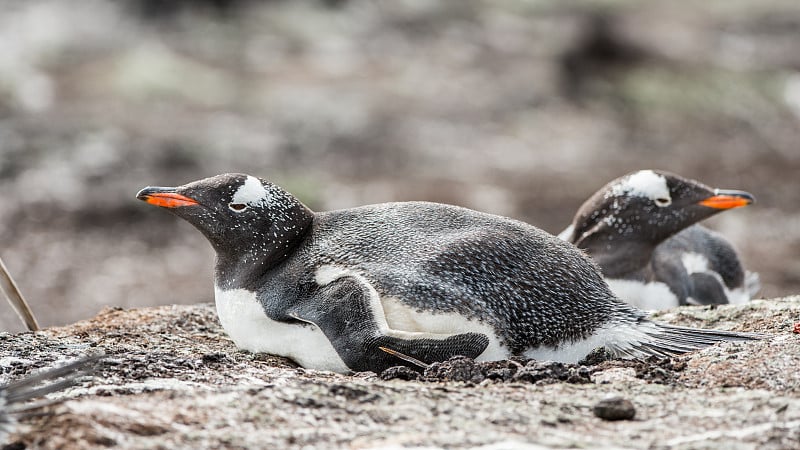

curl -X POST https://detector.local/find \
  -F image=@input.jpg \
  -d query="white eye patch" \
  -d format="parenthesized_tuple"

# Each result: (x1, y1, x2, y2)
(610, 170, 672, 206)
(231, 175, 269, 206)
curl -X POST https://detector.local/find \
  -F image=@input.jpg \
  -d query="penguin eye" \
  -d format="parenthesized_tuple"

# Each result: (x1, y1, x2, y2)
(654, 197, 671, 207)
(229, 203, 248, 212)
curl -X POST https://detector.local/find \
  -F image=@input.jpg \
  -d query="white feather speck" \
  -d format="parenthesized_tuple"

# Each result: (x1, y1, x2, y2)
(610, 170, 671, 204)
(232, 175, 269, 205)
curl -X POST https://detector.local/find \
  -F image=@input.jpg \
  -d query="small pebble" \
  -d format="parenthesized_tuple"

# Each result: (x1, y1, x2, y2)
(593, 397, 636, 421)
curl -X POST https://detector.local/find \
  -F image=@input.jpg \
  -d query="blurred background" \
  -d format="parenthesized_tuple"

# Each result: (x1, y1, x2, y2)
(1, 0, 799, 332)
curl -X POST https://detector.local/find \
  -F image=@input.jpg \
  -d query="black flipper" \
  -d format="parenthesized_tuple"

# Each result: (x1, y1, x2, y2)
(289, 275, 489, 373)
(687, 273, 729, 306)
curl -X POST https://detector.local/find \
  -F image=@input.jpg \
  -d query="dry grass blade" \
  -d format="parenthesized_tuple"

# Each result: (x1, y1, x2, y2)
(0, 255, 40, 331)
(378, 346, 430, 369)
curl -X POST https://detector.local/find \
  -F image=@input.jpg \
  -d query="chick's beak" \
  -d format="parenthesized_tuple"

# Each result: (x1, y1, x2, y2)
(698, 189, 755, 210)
(136, 186, 199, 208)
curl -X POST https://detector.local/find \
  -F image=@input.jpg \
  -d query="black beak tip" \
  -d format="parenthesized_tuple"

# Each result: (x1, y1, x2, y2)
(135, 187, 152, 201)
(722, 189, 756, 204)
(136, 186, 177, 201)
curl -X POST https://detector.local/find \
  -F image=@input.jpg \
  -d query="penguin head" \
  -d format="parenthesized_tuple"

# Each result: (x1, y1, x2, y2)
(564, 170, 754, 249)
(137, 173, 314, 260)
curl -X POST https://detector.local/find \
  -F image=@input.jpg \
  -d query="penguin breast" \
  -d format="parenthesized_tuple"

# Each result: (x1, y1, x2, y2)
(213, 286, 350, 373)
(604, 278, 680, 310)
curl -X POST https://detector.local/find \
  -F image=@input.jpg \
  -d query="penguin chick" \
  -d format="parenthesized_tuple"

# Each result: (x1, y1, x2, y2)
(137, 173, 758, 374)
(559, 169, 758, 310)
(1, 356, 98, 442)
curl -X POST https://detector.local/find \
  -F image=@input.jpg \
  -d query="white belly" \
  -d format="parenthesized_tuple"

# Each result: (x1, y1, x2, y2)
(605, 278, 679, 311)
(523, 321, 651, 363)
(214, 286, 350, 373)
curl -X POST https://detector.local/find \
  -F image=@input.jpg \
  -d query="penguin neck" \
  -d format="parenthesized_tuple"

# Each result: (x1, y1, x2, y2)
(584, 238, 657, 279)
(213, 210, 314, 291)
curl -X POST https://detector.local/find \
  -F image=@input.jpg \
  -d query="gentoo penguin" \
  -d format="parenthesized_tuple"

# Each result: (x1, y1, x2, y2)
(559, 169, 758, 310)
(137, 173, 757, 374)
(1, 356, 97, 442)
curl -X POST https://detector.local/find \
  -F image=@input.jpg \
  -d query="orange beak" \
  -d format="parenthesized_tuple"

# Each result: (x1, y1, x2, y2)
(136, 187, 199, 208)
(698, 189, 755, 210)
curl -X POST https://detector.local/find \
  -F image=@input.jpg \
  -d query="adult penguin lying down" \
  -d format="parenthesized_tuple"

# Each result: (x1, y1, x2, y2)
(137, 173, 759, 374)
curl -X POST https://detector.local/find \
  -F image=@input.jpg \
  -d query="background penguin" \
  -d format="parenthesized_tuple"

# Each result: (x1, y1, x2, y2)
(1, 356, 97, 442)
(559, 169, 758, 310)
(137, 173, 758, 374)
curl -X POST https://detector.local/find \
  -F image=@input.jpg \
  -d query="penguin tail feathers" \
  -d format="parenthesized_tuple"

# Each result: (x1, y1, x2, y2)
(605, 322, 764, 360)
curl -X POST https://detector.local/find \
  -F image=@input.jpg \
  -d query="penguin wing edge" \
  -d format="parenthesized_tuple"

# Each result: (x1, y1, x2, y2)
(288, 275, 489, 373)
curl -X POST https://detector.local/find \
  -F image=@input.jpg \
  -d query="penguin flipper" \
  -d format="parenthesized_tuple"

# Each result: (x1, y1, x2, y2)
(686, 273, 728, 305)
(290, 275, 489, 373)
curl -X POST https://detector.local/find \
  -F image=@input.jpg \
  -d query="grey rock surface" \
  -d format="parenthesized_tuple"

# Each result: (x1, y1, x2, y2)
(1, 297, 798, 449)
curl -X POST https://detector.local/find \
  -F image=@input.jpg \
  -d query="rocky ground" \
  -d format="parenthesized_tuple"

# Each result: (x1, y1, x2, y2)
(1, 297, 798, 449)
